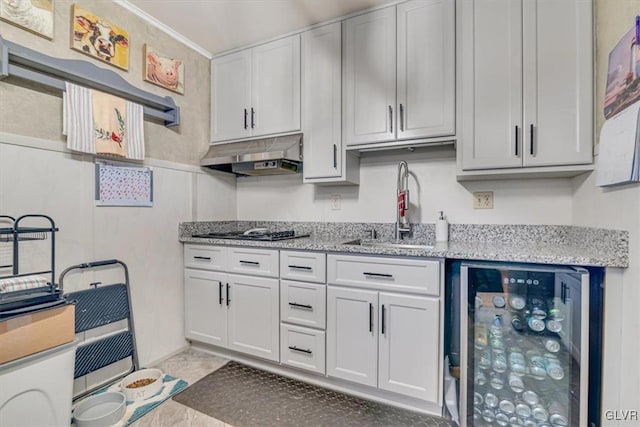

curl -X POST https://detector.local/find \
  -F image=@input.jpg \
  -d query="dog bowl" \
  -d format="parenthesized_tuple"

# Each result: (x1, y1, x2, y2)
(73, 391, 126, 427)
(120, 368, 164, 401)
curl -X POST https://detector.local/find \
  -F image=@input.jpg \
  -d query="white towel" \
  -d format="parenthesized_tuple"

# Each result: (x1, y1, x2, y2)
(63, 82, 96, 154)
(63, 82, 145, 160)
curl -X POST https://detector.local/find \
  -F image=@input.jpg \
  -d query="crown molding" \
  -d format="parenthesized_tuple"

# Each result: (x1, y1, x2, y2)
(114, 0, 213, 59)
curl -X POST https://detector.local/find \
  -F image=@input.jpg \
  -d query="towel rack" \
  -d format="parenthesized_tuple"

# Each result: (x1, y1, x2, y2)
(0, 36, 180, 127)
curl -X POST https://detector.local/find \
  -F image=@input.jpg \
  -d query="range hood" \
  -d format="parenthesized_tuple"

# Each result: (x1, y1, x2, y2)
(200, 133, 303, 176)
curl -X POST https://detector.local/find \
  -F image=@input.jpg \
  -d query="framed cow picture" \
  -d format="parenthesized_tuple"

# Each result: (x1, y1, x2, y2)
(0, 0, 54, 40)
(71, 4, 129, 70)
(143, 45, 184, 95)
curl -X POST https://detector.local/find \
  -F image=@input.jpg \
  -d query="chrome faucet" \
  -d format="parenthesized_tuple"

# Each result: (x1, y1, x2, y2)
(396, 161, 411, 240)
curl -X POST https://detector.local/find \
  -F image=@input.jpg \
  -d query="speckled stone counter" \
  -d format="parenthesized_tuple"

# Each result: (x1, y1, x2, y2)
(179, 221, 628, 268)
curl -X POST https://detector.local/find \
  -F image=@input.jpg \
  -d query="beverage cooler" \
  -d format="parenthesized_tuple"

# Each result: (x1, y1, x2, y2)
(458, 262, 600, 427)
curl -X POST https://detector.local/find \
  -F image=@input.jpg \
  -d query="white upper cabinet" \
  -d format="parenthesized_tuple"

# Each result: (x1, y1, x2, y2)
(344, 0, 455, 147)
(211, 34, 301, 143)
(396, 0, 455, 140)
(210, 50, 252, 142)
(460, 0, 593, 172)
(343, 7, 397, 145)
(302, 23, 345, 180)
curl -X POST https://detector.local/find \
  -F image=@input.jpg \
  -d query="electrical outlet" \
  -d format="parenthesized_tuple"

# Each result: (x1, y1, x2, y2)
(330, 194, 341, 210)
(473, 191, 494, 209)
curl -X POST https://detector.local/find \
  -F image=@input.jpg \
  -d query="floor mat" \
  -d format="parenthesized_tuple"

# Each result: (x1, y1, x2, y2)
(172, 361, 454, 427)
(73, 373, 188, 426)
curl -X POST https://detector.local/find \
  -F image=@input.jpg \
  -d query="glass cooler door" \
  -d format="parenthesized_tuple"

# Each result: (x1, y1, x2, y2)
(460, 263, 589, 427)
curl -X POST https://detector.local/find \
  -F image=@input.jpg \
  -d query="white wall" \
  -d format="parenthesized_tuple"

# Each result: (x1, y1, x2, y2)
(572, 173, 639, 425)
(237, 147, 575, 225)
(0, 135, 236, 365)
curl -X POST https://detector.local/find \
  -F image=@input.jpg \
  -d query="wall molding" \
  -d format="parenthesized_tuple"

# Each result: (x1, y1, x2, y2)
(0, 131, 226, 176)
(114, 0, 213, 59)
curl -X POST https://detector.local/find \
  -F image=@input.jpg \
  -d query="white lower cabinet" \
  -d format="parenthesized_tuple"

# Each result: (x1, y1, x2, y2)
(227, 274, 280, 362)
(184, 245, 280, 363)
(326, 286, 378, 387)
(280, 324, 326, 375)
(327, 286, 441, 404)
(378, 292, 440, 402)
(184, 269, 228, 347)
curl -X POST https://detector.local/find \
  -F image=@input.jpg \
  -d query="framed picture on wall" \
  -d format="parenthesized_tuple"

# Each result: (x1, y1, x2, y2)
(144, 44, 184, 94)
(95, 160, 153, 207)
(0, 0, 54, 40)
(71, 4, 129, 70)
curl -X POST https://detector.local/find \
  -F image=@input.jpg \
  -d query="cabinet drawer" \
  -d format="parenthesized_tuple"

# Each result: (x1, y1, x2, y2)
(184, 245, 226, 271)
(327, 254, 440, 296)
(228, 247, 279, 277)
(280, 280, 326, 329)
(280, 251, 326, 284)
(280, 324, 326, 375)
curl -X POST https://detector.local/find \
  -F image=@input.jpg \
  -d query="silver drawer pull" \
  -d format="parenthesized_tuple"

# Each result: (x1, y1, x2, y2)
(288, 346, 312, 355)
(288, 265, 312, 271)
(239, 260, 260, 266)
(363, 272, 393, 279)
(193, 256, 211, 261)
(288, 302, 313, 310)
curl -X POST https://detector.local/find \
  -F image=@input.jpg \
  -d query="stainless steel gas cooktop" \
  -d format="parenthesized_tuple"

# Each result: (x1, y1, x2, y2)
(192, 228, 310, 241)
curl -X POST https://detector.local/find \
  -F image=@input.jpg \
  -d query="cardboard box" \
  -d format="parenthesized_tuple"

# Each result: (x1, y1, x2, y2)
(0, 304, 75, 365)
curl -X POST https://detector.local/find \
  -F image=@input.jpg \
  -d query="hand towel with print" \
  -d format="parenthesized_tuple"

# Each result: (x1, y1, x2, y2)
(92, 90, 127, 157)
(125, 101, 145, 160)
(63, 82, 95, 154)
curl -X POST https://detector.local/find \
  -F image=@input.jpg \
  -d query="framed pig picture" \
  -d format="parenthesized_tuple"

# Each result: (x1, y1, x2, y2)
(0, 0, 54, 40)
(71, 4, 129, 70)
(144, 44, 184, 95)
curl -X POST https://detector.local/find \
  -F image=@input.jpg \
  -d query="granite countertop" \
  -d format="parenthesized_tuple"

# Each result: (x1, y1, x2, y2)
(179, 221, 629, 268)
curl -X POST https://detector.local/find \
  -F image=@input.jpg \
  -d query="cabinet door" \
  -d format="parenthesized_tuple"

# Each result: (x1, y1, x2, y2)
(252, 35, 301, 136)
(211, 50, 252, 142)
(302, 23, 343, 180)
(184, 269, 227, 347)
(227, 274, 280, 362)
(460, 0, 523, 170)
(397, 0, 455, 140)
(326, 286, 378, 387)
(343, 7, 397, 145)
(522, 0, 593, 167)
(378, 293, 440, 402)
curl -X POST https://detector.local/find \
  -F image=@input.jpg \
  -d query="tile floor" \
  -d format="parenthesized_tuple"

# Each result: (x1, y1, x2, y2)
(132, 348, 230, 426)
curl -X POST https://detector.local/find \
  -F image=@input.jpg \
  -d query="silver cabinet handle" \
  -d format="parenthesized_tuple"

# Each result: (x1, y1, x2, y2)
(389, 105, 393, 133)
(399, 104, 404, 132)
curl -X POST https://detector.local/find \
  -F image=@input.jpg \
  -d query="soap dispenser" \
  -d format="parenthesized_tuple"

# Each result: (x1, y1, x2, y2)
(436, 211, 449, 243)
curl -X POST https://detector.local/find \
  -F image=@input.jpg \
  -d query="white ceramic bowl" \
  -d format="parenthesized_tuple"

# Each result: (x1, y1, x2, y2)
(73, 391, 126, 427)
(120, 368, 164, 401)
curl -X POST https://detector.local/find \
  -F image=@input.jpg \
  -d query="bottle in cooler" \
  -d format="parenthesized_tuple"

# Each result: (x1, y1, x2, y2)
(492, 348, 507, 373)
(526, 314, 546, 332)
(489, 371, 505, 390)
(484, 391, 499, 408)
(507, 371, 525, 393)
(510, 314, 525, 332)
(548, 400, 569, 426)
(508, 295, 526, 311)
(508, 348, 526, 375)
(494, 411, 510, 426)
(544, 338, 561, 353)
(544, 353, 565, 380)
(532, 403, 550, 422)
(546, 318, 563, 333)
(522, 390, 539, 406)
(474, 370, 487, 386)
(514, 396, 532, 418)
(498, 394, 515, 415)
(526, 350, 547, 379)
(473, 391, 483, 405)
(478, 347, 491, 370)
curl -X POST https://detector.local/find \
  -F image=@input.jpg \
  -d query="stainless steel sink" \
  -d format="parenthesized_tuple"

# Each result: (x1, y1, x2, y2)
(343, 239, 435, 250)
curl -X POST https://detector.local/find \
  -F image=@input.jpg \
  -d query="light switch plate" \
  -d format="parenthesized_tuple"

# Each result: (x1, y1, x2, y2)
(473, 191, 494, 209)
(330, 194, 341, 210)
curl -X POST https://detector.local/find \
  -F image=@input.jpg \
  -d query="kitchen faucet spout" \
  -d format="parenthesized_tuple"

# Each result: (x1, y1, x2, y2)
(396, 161, 411, 240)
